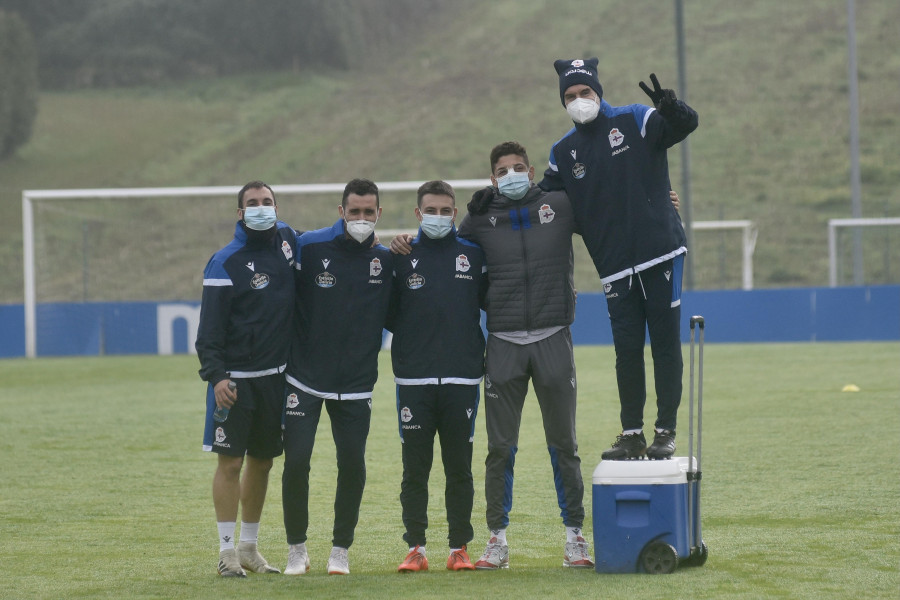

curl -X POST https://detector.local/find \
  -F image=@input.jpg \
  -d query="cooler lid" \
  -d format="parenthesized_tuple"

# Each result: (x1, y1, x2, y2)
(592, 456, 695, 485)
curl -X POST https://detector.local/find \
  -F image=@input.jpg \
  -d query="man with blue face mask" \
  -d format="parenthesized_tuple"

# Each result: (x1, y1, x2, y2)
(461, 142, 593, 570)
(387, 180, 487, 573)
(196, 180, 297, 577)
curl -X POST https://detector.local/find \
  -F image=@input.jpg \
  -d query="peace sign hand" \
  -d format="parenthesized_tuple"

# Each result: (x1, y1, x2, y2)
(639, 73, 678, 115)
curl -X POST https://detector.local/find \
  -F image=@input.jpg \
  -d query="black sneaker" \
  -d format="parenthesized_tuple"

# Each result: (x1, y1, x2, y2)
(601, 432, 647, 460)
(646, 430, 676, 459)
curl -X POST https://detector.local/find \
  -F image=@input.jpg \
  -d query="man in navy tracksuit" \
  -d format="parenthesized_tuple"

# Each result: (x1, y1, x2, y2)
(196, 180, 295, 577)
(281, 178, 393, 576)
(387, 180, 487, 573)
(540, 58, 699, 460)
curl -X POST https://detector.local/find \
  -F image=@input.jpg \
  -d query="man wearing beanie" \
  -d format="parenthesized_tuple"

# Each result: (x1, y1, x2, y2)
(539, 58, 698, 461)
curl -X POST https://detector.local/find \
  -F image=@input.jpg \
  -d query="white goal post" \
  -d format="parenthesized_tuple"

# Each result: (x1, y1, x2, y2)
(828, 217, 900, 287)
(22, 183, 756, 357)
(692, 220, 758, 291)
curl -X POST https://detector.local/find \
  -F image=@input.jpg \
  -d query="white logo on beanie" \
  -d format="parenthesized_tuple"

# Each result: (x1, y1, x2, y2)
(572, 59, 584, 67)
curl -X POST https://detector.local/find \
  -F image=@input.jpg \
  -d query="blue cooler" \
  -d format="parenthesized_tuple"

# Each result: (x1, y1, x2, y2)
(592, 457, 702, 573)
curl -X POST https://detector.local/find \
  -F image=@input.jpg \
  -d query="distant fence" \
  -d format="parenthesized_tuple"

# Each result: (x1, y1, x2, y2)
(1, 285, 896, 358)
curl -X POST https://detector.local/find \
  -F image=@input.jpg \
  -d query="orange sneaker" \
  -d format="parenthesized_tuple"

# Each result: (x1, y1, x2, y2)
(398, 546, 428, 573)
(447, 546, 475, 571)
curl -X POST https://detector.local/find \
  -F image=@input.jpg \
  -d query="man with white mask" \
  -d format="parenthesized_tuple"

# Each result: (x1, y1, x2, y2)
(196, 180, 296, 577)
(281, 178, 393, 576)
(540, 59, 698, 462)
(387, 180, 487, 573)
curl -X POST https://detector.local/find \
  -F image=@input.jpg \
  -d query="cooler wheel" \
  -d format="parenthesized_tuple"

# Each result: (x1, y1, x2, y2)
(640, 542, 678, 574)
(689, 541, 708, 566)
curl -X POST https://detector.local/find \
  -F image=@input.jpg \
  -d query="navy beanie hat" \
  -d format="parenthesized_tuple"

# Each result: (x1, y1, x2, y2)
(554, 58, 603, 106)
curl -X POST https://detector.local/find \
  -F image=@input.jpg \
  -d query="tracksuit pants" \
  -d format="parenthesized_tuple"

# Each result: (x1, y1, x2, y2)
(396, 383, 479, 549)
(483, 327, 585, 531)
(282, 386, 371, 549)
(604, 256, 684, 432)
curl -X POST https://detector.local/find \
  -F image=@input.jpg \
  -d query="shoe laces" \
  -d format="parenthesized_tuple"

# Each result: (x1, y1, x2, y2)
(450, 547, 469, 561)
(330, 547, 348, 562)
(614, 433, 640, 447)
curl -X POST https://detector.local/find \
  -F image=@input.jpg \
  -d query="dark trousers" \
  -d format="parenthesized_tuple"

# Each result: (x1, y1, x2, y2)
(282, 386, 371, 548)
(483, 328, 584, 530)
(397, 384, 478, 549)
(605, 257, 684, 431)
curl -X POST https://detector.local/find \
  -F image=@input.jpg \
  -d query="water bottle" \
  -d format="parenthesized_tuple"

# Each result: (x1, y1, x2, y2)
(213, 380, 237, 423)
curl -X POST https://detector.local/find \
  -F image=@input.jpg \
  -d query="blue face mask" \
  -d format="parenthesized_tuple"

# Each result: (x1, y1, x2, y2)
(242, 205, 277, 231)
(420, 214, 454, 239)
(497, 171, 531, 200)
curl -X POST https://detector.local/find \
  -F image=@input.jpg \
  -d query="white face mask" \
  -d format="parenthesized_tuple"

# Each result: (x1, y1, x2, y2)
(566, 97, 600, 124)
(345, 218, 376, 243)
(420, 214, 454, 239)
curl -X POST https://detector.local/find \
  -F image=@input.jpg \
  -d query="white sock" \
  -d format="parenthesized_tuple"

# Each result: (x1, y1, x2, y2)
(566, 526, 584, 543)
(623, 428, 642, 436)
(218, 522, 237, 551)
(409, 546, 426, 556)
(449, 548, 462, 554)
(240, 521, 259, 545)
(490, 528, 507, 545)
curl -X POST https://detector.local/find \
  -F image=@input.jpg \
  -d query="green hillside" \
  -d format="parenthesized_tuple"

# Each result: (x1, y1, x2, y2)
(1, 0, 898, 303)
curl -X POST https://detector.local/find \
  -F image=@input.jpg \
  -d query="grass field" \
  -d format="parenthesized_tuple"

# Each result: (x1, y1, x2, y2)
(1, 343, 898, 599)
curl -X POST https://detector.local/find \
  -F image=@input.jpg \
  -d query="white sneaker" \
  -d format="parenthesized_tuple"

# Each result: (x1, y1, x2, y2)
(284, 543, 310, 575)
(327, 546, 350, 575)
(563, 536, 595, 568)
(238, 541, 280, 573)
(474, 536, 509, 569)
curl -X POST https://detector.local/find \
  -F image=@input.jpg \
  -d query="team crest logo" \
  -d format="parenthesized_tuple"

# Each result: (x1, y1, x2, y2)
(572, 163, 586, 179)
(215, 427, 226, 443)
(315, 272, 336, 288)
(281, 240, 293, 260)
(286, 393, 299, 409)
(407, 273, 425, 289)
(604, 282, 612, 294)
(539, 204, 556, 224)
(571, 59, 584, 67)
(370, 258, 383, 277)
(250, 273, 270, 289)
(609, 128, 625, 148)
(456, 254, 470, 272)
(400, 407, 413, 423)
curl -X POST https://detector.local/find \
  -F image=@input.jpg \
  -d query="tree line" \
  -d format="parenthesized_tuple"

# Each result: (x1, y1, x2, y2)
(0, 0, 447, 157)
